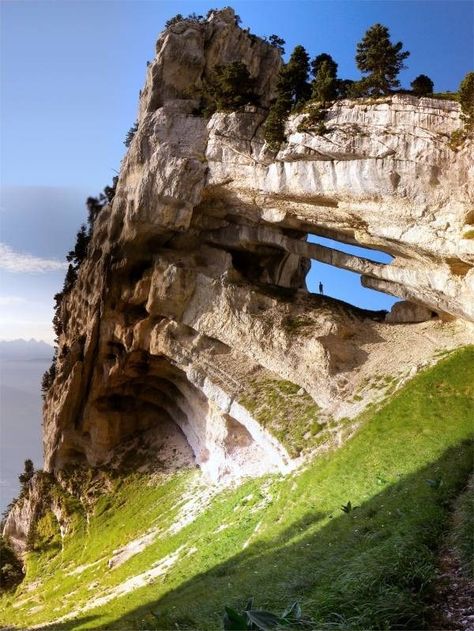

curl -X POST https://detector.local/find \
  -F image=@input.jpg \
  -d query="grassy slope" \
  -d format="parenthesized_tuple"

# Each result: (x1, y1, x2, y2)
(1, 347, 473, 630)
(450, 473, 474, 578)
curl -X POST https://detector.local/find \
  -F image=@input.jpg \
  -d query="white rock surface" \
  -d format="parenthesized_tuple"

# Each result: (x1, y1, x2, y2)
(35, 10, 473, 487)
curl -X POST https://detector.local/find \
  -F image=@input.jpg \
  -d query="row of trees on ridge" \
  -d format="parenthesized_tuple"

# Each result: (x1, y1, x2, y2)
(41, 178, 118, 397)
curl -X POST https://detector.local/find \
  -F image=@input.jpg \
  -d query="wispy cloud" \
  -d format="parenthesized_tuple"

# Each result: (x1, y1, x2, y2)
(0, 243, 67, 273)
(0, 296, 27, 306)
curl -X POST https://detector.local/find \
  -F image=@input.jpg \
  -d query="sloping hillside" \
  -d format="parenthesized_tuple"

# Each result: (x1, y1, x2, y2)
(1, 346, 472, 630)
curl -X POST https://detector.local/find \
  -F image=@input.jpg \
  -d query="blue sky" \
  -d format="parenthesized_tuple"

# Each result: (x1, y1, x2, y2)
(1, 0, 473, 341)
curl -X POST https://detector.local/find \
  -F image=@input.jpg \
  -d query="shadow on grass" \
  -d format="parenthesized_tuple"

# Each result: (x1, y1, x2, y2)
(38, 439, 473, 631)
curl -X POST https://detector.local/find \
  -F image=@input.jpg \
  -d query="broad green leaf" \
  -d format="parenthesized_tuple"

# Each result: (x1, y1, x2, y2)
(281, 601, 301, 620)
(246, 609, 281, 630)
(246, 597, 255, 611)
(224, 606, 248, 630)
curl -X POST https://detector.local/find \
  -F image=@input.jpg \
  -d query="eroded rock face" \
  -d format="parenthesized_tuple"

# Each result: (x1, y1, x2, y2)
(40, 9, 473, 483)
(3, 474, 50, 557)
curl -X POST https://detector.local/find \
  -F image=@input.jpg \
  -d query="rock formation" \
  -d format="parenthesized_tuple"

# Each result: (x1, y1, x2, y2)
(27, 9, 474, 494)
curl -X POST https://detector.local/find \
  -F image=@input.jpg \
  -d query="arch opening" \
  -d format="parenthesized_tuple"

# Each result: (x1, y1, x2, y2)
(306, 234, 398, 312)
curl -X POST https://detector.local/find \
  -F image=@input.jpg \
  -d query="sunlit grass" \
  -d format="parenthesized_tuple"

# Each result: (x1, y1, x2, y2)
(1, 347, 473, 630)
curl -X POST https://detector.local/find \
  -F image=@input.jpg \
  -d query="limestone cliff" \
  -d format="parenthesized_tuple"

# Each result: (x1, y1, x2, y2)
(34, 9, 474, 490)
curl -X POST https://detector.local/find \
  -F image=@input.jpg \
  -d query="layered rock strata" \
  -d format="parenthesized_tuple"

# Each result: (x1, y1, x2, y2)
(41, 8, 473, 487)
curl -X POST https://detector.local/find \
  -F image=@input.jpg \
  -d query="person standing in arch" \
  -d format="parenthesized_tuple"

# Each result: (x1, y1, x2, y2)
(319, 281, 324, 295)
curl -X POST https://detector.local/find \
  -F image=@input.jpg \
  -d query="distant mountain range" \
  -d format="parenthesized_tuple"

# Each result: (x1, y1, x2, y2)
(0, 339, 53, 512)
(0, 338, 54, 361)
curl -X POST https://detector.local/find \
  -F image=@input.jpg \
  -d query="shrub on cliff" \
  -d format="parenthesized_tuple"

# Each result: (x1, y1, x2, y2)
(355, 23, 410, 94)
(66, 225, 90, 268)
(0, 535, 24, 592)
(124, 121, 138, 147)
(267, 34, 285, 54)
(165, 13, 185, 28)
(165, 10, 241, 29)
(208, 62, 258, 111)
(449, 72, 474, 150)
(411, 74, 434, 96)
(459, 71, 474, 128)
(41, 353, 57, 398)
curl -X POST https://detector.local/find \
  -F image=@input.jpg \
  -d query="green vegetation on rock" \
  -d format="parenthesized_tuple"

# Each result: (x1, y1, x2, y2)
(239, 378, 322, 457)
(1, 347, 473, 630)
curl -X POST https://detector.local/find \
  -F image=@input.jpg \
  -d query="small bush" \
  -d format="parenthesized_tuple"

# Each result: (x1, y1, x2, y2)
(459, 71, 474, 128)
(66, 224, 90, 268)
(449, 127, 468, 151)
(0, 536, 24, 592)
(263, 95, 292, 149)
(41, 354, 57, 397)
(297, 103, 328, 134)
(124, 121, 138, 147)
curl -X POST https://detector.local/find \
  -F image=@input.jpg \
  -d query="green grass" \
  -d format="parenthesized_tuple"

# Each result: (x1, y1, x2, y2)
(431, 91, 459, 101)
(1, 347, 473, 630)
(239, 378, 322, 457)
(463, 229, 474, 239)
(450, 474, 474, 578)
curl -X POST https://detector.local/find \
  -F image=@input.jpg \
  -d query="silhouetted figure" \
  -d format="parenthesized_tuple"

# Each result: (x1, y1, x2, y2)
(319, 282, 324, 295)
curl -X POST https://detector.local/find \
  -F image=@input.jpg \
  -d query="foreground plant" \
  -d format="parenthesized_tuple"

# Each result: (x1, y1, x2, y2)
(223, 599, 312, 630)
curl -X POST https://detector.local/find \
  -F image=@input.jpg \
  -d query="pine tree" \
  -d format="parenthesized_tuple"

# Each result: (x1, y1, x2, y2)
(280, 45, 311, 106)
(355, 24, 409, 94)
(411, 74, 434, 96)
(311, 53, 338, 82)
(311, 60, 338, 102)
(18, 460, 34, 489)
(263, 45, 311, 148)
(336, 79, 355, 99)
(66, 225, 90, 268)
(86, 196, 104, 227)
(268, 34, 285, 54)
(209, 62, 257, 110)
(263, 93, 292, 148)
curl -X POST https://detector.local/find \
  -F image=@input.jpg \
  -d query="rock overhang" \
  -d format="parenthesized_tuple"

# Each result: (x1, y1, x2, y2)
(40, 8, 473, 481)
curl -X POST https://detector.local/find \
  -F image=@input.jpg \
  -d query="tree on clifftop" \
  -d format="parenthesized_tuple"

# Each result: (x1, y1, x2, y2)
(355, 23, 409, 94)
(312, 59, 338, 102)
(18, 459, 34, 491)
(263, 44, 311, 148)
(411, 74, 434, 96)
(311, 53, 338, 83)
(280, 45, 311, 106)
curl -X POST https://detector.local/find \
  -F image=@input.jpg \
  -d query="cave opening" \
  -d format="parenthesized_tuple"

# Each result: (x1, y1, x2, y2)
(81, 352, 282, 480)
